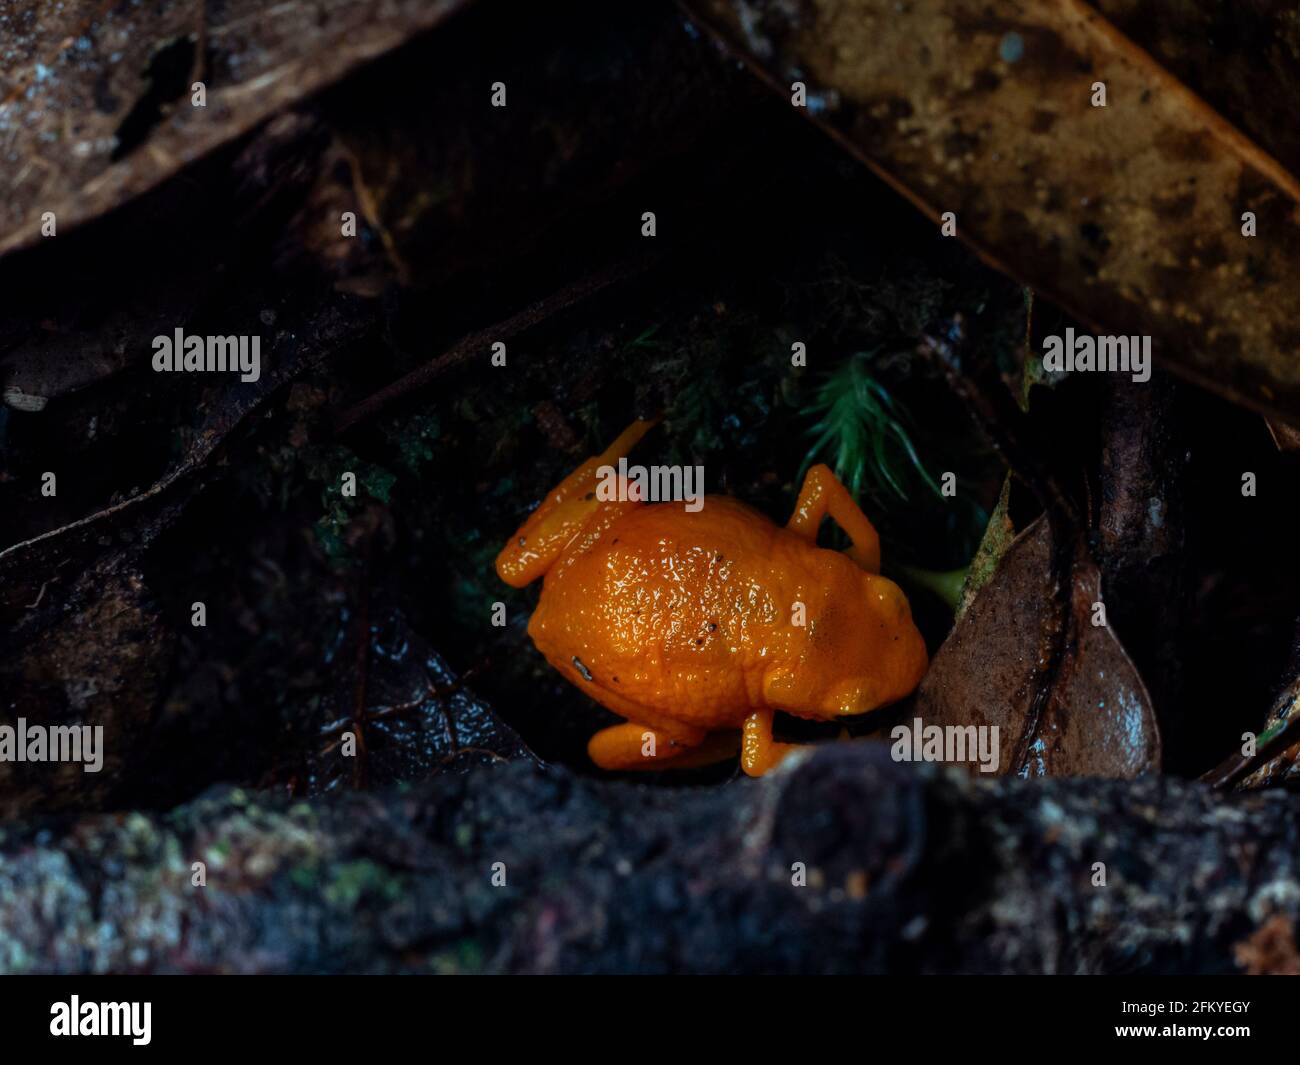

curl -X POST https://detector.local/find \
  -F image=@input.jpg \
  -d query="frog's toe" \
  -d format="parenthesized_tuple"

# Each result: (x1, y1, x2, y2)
(588, 722, 712, 771)
(741, 708, 798, 777)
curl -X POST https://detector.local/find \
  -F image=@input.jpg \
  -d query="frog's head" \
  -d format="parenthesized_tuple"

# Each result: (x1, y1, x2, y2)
(828, 570, 929, 714)
(766, 567, 928, 717)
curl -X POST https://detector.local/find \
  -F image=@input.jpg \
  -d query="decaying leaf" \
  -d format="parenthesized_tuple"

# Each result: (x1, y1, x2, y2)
(0, 0, 471, 258)
(0, 292, 362, 606)
(0, 552, 174, 819)
(1092, 0, 1300, 181)
(684, 0, 1300, 421)
(0, 111, 328, 410)
(302, 604, 537, 795)
(0, 294, 365, 815)
(914, 515, 1161, 777)
(957, 476, 1013, 617)
(1234, 913, 1300, 976)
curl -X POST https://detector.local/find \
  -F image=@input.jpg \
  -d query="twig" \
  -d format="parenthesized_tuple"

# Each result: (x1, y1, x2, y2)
(332, 254, 659, 434)
(917, 313, 1079, 531)
(1203, 619, 1300, 789)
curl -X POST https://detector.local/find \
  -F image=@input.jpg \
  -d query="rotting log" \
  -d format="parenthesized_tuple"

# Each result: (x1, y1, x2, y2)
(1, 744, 1297, 973)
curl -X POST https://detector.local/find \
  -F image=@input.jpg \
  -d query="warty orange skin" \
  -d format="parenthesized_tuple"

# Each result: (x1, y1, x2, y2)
(496, 421, 928, 775)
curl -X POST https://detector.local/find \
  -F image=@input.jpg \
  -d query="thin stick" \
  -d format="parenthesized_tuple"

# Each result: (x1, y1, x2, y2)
(333, 254, 658, 434)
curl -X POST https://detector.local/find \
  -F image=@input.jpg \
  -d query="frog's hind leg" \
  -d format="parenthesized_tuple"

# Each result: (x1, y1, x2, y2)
(588, 722, 711, 771)
(741, 708, 798, 777)
(497, 419, 657, 588)
(786, 463, 881, 573)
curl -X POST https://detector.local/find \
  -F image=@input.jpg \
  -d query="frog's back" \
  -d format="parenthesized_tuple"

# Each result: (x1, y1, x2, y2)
(527, 498, 831, 730)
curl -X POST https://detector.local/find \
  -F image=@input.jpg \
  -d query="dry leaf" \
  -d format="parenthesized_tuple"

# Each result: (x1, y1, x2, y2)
(914, 515, 1161, 777)
(685, 0, 1300, 421)
(0, 0, 471, 258)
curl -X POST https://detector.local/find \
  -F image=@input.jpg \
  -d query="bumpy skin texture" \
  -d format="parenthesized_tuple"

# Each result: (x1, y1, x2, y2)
(496, 422, 928, 775)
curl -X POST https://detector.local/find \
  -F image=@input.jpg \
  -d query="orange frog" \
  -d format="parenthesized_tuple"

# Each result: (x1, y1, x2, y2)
(495, 420, 928, 776)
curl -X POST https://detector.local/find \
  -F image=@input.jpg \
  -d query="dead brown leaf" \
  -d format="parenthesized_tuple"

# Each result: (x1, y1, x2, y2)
(913, 515, 1161, 777)
(0, 0, 471, 258)
(1093, 0, 1300, 181)
(1234, 913, 1300, 976)
(685, 0, 1300, 421)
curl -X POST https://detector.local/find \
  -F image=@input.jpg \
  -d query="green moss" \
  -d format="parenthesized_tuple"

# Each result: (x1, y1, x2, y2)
(300, 445, 399, 563)
(290, 864, 321, 892)
(800, 350, 941, 509)
(430, 938, 486, 974)
(324, 859, 405, 908)
(382, 412, 441, 475)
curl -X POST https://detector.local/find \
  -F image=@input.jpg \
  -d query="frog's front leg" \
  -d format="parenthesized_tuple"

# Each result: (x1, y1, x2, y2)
(786, 464, 881, 574)
(741, 708, 797, 777)
(497, 418, 657, 588)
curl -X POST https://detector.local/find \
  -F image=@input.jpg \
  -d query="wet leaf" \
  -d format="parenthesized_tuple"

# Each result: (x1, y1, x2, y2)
(1092, 0, 1300, 180)
(957, 475, 1013, 618)
(300, 604, 538, 794)
(0, 553, 174, 819)
(685, 0, 1300, 421)
(0, 293, 362, 610)
(0, 111, 332, 411)
(913, 515, 1162, 777)
(0, 293, 366, 815)
(0, 0, 471, 258)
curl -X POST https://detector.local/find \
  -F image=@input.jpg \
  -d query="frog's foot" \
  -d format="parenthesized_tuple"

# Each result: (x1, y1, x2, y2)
(786, 463, 882, 574)
(741, 708, 798, 777)
(588, 722, 726, 771)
